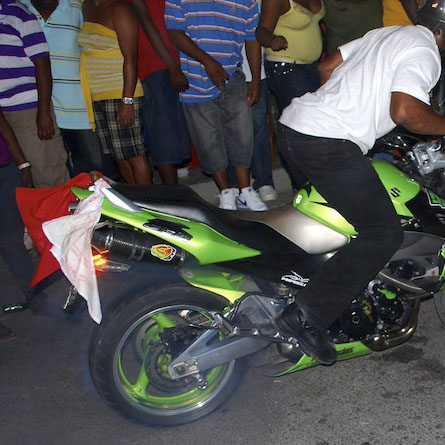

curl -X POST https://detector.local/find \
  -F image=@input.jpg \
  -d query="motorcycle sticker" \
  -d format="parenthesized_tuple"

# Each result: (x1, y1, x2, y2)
(150, 244, 177, 261)
(280, 270, 309, 287)
(426, 189, 445, 210)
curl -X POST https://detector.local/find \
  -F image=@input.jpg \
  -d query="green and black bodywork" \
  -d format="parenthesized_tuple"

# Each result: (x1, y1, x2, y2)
(74, 159, 445, 426)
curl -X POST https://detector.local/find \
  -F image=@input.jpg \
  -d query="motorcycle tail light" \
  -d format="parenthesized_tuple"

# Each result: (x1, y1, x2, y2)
(92, 252, 131, 272)
(93, 253, 108, 270)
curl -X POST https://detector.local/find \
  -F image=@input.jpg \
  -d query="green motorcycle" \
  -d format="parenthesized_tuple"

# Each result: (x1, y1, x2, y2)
(72, 159, 445, 426)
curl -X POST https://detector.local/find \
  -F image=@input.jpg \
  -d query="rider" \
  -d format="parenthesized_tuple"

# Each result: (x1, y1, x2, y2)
(275, 0, 445, 365)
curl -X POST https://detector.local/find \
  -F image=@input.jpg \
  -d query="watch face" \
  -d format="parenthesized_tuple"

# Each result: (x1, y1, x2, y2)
(122, 97, 134, 104)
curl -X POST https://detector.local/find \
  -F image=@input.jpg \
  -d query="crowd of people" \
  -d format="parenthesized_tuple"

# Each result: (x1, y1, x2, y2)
(0, 0, 429, 346)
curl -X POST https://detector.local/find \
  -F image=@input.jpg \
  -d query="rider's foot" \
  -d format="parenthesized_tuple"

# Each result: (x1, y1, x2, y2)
(275, 305, 337, 366)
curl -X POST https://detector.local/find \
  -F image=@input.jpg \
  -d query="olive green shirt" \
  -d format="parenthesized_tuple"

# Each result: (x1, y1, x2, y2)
(323, 0, 383, 56)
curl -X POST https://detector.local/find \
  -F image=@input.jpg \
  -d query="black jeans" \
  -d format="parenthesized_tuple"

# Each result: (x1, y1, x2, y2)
(279, 125, 404, 331)
(0, 163, 46, 309)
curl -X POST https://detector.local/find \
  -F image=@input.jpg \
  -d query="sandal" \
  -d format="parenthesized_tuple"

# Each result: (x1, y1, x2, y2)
(0, 323, 17, 343)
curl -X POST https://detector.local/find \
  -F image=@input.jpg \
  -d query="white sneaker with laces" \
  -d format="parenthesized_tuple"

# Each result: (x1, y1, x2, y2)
(258, 185, 278, 202)
(218, 188, 237, 210)
(237, 187, 267, 211)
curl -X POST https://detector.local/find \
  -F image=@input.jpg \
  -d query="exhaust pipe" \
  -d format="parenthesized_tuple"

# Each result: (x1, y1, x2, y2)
(92, 226, 185, 266)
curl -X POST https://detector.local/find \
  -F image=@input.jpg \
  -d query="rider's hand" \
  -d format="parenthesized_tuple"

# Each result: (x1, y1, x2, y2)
(204, 59, 229, 91)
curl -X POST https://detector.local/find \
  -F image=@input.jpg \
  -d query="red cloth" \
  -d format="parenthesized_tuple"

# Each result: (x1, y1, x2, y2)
(137, 0, 179, 80)
(15, 173, 94, 287)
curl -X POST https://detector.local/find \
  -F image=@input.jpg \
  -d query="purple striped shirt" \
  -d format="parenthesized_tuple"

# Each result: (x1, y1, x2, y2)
(0, 0, 49, 111)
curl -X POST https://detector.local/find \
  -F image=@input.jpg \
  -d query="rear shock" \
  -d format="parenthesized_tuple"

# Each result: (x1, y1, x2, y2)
(92, 226, 186, 266)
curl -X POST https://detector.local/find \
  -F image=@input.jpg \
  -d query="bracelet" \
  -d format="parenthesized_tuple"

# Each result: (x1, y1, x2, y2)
(18, 162, 31, 170)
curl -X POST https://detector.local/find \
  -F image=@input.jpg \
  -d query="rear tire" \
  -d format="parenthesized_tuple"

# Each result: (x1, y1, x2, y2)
(89, 285, 249, 426)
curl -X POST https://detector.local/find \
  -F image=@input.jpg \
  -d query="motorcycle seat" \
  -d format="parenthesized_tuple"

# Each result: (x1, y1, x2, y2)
(111, 183, 302, 254)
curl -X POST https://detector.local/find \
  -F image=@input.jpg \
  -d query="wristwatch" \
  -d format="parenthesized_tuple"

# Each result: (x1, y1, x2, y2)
(122, 97, 134, 105)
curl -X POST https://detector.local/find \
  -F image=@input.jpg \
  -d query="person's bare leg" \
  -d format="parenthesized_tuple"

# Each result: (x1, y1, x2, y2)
(158, 164, 178, 184)
(234, 166, 250, 189)
(116, 159, 136, 184)
(128, 155, 152, 185)
(213, 169, 230, 191)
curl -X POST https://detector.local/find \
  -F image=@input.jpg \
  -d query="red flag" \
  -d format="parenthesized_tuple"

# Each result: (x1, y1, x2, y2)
(16, 173, 94, 287)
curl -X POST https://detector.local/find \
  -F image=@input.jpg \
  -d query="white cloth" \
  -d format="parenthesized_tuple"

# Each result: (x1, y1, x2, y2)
(42, 179, 110, 323)
(279, 25, 441, 154)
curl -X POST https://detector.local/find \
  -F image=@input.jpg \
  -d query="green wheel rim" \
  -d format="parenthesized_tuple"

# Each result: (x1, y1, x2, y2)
(113, 305, 235, 417)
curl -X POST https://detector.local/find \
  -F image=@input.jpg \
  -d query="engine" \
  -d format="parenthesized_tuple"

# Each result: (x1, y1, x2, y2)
(331, 282, 407, 343)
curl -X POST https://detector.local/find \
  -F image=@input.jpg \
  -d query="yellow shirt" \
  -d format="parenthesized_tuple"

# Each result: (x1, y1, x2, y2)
(77, 22, 143, 129)
(383, 0, 413, 26)
(265, 0, 325, 64)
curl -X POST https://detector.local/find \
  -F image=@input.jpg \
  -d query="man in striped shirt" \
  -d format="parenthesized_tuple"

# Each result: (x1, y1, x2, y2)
(22, 0, 105, 177)
(165, 0, 268, 211)
(0, 0, 69, 187)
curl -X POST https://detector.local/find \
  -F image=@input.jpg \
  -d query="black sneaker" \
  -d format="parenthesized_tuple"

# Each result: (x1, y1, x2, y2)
(275, 307, 337, 366)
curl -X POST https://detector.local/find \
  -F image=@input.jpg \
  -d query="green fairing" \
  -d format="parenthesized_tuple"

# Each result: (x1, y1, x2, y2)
(71, 187, 260, 264)
(276, 341, 373, 376)
(179, 268, 246, 304)
(293, 160, 420, 236)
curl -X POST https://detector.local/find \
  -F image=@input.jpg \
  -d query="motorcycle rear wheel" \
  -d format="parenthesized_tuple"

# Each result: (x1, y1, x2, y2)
(88, 285, 249, 426)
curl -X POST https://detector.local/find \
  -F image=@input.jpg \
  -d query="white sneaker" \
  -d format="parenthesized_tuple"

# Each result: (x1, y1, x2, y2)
(237, 187, 267, 211)
(258, 185, 278, 202)
(219, 188, 237, 210)
(177, 167, 189, 178)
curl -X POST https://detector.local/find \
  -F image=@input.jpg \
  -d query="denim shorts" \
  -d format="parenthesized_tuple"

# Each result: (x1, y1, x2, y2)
(182, 70, 253, 175)
(141, 70, 190, 166)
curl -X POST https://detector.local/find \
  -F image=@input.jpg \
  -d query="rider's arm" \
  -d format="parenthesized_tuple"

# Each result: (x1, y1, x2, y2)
(318, 50, 343, 85)
(390, 92, 445, 134)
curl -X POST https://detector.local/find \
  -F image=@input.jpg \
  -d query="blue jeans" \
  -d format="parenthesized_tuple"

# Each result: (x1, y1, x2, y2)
(141, 70, 190, 166)
(182, 70, 253, 174)
(265, 61, 320, 190)
(279, 125, 403, 330)
(60, 128, 103, 176)
(0, 163, 46, 308)
(228, 79, 275, 189)
(265, 61, 319, 111)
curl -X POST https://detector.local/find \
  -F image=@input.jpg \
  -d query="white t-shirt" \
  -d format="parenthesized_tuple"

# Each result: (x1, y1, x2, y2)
(279, 25, 441, 154)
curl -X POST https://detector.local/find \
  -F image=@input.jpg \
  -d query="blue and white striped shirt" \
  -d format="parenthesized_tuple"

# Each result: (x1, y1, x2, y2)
(0, 0, 49, 111)
(165, 0, 259, 103)
(22, 0, 90, 129)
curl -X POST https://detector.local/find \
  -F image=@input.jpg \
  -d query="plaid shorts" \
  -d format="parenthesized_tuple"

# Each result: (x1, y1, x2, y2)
(92, 97, 146, 160)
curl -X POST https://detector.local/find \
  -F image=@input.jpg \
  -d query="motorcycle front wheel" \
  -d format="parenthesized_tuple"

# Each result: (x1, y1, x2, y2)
(88, 285, 249, 426)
